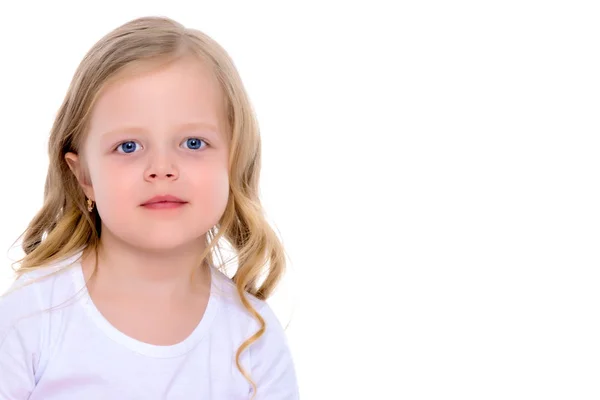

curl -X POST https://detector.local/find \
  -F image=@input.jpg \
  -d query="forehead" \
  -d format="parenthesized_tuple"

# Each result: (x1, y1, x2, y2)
(87, 56, 227, 142)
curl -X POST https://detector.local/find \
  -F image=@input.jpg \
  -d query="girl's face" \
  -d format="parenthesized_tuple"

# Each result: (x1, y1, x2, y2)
(66, 57, 230, 252)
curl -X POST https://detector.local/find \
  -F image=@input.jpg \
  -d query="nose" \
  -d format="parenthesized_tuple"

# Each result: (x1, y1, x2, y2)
(144, 151, 179, 182)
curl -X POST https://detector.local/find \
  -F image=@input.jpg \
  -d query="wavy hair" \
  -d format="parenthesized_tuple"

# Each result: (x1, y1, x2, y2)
(10, 16, 286, 397)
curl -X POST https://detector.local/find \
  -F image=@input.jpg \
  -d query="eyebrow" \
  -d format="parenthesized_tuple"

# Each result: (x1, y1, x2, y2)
(100, 122, 220, 139)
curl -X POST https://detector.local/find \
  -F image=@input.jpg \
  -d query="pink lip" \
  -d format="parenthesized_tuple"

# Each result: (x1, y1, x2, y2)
(142, 202, 186, 210)
(141, 195, 187, 207)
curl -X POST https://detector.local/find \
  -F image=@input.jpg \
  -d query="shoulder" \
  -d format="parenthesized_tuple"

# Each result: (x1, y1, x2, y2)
(0, 253, 80, 397)
(209, 266, 292, 352)
(209, 266, 281, 327)
(209, 267, 298, 398)
(247, 299, 299, 398)
(0, 269, 56, 331)
(246, 299, 291, 360)
(0, 252, 82, 337)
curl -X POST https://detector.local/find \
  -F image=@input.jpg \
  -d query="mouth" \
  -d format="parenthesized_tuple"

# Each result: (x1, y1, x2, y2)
(141, 201, 187, 210)
(141, 195, 188, 208)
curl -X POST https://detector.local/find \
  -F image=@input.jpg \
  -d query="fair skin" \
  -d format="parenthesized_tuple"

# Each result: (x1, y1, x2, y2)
(64, 56, 230, 345)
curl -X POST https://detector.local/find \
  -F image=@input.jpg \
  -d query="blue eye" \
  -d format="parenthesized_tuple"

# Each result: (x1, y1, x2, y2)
(116, 141, 141, 154)
(183, 138, 206, 150)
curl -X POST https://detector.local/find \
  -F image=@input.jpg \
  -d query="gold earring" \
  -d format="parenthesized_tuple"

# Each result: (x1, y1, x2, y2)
(87, 198, 94, 212)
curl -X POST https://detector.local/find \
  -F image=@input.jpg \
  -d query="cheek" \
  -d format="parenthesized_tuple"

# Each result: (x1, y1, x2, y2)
(90, 162, 138, 204)
(195, 168, 230, 211)
(88, 156, 229, 223)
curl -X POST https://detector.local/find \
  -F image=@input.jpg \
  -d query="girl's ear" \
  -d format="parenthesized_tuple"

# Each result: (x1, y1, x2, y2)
(64, 152, 95, 201)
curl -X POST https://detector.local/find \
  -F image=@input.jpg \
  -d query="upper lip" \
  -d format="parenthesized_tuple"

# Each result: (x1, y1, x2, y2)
(141, 195, 187, 206)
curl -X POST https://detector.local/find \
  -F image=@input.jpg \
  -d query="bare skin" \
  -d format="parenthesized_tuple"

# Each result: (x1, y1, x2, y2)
(65, 56, 230, 346)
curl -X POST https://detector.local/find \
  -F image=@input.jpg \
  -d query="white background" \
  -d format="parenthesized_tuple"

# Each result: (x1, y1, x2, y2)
(1, 1, 599, 398)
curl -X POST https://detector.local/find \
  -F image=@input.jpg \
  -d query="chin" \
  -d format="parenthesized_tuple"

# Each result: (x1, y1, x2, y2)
(101, 220, 210, 253)
(102, 230, 199, 253)
(135, 236, 204, 253)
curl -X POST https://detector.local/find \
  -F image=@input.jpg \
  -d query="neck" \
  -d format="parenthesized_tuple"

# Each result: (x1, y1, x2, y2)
(82, 229, 211, 298)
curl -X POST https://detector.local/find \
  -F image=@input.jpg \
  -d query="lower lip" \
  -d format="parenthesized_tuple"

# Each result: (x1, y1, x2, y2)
(141, 202, 187, 210)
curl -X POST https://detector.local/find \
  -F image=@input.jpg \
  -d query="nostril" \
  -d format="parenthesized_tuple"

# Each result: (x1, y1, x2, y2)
(146, 172, 175, 179)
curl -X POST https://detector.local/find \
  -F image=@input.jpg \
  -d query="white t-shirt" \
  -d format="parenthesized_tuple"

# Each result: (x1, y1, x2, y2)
(0, 250, 299, 399)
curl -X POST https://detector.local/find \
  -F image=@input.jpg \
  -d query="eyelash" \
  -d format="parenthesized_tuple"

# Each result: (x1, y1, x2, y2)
(114, 137, 209, 154)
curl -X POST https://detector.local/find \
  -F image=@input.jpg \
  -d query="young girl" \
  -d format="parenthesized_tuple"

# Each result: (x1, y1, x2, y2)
(0, 16, 298, 399)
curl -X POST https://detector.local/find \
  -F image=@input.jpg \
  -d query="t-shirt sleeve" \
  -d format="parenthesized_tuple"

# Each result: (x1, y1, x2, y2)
(249, 302, 299, 399)
(0, 276, 43, 399)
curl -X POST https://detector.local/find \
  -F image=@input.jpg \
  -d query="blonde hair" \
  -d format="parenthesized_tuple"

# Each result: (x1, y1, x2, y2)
(11, 16, 286, 396)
